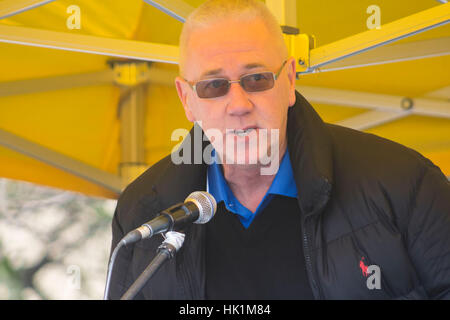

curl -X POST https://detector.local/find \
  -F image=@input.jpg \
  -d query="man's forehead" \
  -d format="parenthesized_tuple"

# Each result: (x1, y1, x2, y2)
(199, 62, 269, 78)
(185, 38, 277, 78)
(182, 19, 283, 79)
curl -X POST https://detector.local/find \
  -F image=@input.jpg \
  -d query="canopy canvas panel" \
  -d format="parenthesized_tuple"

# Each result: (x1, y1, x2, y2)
(0, 0, 448, 199)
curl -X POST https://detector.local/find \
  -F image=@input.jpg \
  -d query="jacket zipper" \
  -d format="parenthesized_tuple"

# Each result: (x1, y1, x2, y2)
(302, 215, 322, 299)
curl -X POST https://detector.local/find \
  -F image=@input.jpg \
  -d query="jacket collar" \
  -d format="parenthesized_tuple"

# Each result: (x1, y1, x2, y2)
(151, 122, 209, 211)
(287, 91, 333, 216)
(158, 90, 333, 217)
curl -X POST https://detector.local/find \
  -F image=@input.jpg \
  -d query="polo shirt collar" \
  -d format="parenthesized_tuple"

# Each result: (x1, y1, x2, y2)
(207, 148, 298, 219)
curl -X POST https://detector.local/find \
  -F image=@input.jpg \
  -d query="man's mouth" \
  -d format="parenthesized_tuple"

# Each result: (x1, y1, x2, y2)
(229, 126, 259, 137)
(232, 128, 256, 136)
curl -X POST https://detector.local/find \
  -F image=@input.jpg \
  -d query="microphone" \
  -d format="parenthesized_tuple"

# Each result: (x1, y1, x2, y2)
(121, 191, 217, 245)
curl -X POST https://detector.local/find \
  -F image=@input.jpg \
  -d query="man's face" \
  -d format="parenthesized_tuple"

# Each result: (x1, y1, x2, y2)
(175, 18, 296, 169)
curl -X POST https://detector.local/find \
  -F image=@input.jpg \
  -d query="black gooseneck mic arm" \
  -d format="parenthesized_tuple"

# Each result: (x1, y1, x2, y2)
(120, 232, 185, 300)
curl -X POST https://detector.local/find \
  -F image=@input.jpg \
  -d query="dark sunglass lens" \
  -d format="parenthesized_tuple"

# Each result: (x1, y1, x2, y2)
(196, 79, 229, 98)
(241, 72, 274, 92)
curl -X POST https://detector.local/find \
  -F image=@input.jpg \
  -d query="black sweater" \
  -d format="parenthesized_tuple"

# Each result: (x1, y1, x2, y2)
(205, 196, 314, 299)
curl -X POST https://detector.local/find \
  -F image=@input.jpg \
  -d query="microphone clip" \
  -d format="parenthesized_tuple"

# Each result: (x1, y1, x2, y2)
(158, 231, 186, 259)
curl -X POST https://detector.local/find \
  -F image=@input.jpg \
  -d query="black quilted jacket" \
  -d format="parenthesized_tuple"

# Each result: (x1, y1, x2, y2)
(108, 91, 450, 300)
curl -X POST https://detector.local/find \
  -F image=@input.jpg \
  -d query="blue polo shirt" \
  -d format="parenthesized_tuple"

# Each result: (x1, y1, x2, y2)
(207, 149, 298, 229)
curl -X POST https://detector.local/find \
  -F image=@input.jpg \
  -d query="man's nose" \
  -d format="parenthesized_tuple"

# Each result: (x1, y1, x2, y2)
(225, 82, 254, 116)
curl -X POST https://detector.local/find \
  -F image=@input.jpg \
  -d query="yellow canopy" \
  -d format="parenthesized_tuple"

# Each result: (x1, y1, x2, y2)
(0, 0, 449, 199)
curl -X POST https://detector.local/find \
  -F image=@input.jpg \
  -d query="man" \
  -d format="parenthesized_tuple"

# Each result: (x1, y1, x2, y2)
(108, 0, 450, 299)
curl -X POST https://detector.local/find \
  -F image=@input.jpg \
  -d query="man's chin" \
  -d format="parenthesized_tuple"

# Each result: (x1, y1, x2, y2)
(214, 146, 280, 175)
(219, 146, 273, 164)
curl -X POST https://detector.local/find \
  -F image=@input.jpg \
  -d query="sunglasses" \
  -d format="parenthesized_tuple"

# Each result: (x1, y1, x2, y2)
(185, 60, 287, 99)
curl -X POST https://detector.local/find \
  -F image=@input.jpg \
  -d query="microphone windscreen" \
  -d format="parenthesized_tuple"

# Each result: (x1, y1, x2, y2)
(185, 191, 217, 224)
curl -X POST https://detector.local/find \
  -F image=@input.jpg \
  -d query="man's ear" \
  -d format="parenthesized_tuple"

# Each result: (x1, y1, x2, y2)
(286, 57, 297, 107)
(175, 76, 195, 122)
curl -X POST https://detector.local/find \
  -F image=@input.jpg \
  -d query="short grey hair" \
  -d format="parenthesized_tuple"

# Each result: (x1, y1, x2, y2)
(178, 0, 288, 77)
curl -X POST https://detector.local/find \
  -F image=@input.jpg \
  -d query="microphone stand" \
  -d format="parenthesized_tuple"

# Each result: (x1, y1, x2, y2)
(120, 232, 185, 300)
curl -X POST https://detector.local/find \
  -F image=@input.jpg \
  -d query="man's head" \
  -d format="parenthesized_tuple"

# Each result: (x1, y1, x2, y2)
(175, 0, 297, 171)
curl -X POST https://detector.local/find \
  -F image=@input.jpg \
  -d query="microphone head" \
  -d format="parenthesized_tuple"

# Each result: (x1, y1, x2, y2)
(185, 191, 217, 224)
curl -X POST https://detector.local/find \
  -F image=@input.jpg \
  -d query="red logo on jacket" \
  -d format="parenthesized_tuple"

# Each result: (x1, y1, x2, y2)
(359, 257, 369, 277)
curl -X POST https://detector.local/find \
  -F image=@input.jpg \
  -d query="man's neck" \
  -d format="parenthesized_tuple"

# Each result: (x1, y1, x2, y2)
(221, 146, 287, 213)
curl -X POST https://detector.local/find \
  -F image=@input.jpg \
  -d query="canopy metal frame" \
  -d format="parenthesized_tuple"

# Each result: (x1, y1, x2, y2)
(0, 0, 55, 20)
(143, 0, 194, 23)
(0, 129, 123, 193)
